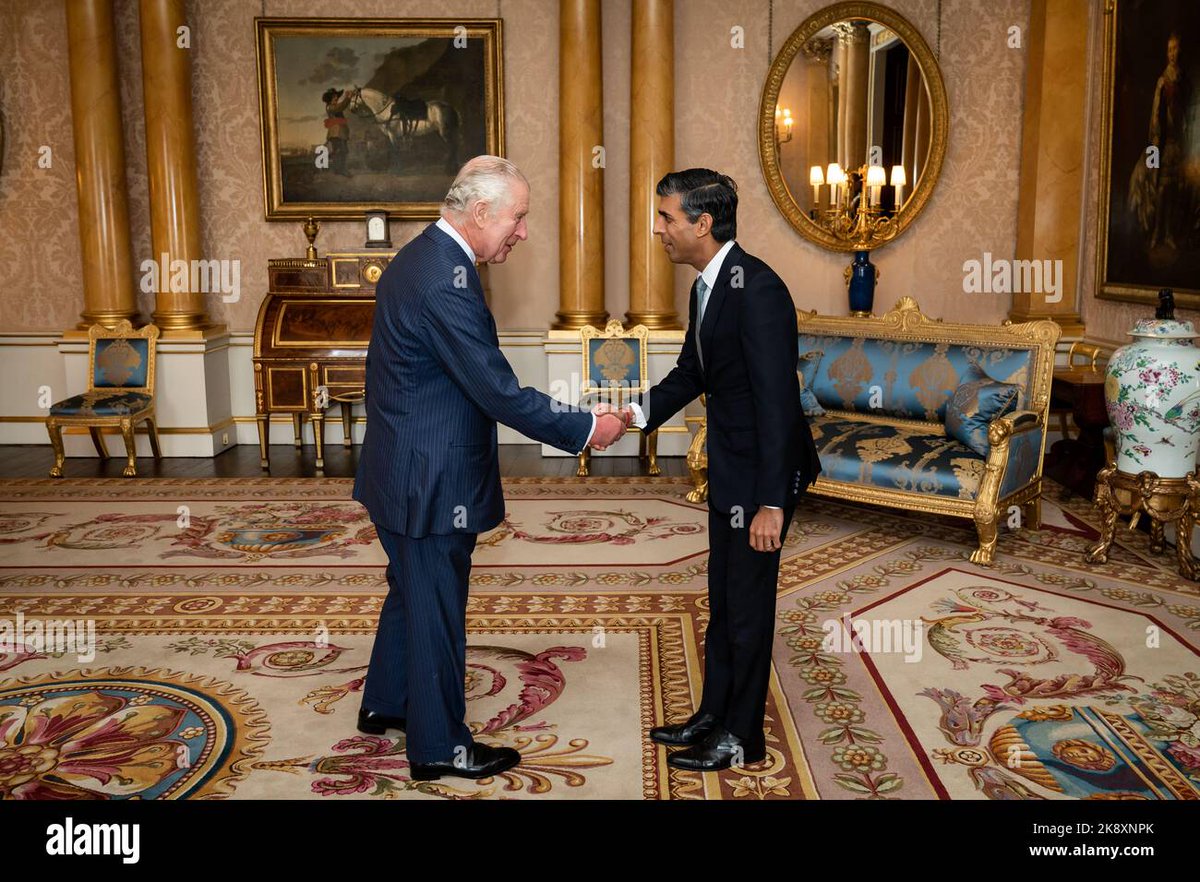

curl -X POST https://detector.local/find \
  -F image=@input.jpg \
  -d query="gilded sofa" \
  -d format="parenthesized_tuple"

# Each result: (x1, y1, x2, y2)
(686, 297, 1060, 564)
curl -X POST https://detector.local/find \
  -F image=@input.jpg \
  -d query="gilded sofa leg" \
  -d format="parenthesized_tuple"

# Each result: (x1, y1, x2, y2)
(971, 421, 1011, 565)
(646, 429, 660, 476)
(1022, 496, 1041, 530)
(47, 419, 66, 478)
(120, 418, 137, 477)
(576, 448, 590, 477)
(88, 427, 109, 459)
(971, 511, 999, 565)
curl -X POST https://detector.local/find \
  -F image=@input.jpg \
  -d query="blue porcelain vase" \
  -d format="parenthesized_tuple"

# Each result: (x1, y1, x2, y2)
(847, 250, 876, 315)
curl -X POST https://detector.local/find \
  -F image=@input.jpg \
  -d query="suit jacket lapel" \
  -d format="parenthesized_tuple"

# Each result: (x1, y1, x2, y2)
(698, 243, 742, 378)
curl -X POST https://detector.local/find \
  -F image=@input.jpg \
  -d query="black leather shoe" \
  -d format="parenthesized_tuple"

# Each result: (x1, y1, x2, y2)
(650, 711, 720, 747)
(409, 742, 521, 781)
(666, 727, 766, 771)
(357, 707, 407, 735)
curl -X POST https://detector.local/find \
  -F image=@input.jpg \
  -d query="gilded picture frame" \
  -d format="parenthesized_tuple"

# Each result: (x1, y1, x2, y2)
(758, 1, 949, 253)
(255, 17, 505, 221)
(1095, 0, 1200, 307)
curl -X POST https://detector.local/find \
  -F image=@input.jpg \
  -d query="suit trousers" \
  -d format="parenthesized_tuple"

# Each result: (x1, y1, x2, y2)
(698, 504, 795, 745)
(363, 523, 477, 764)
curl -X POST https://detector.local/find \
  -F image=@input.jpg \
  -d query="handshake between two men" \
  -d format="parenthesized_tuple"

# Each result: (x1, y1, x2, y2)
(585, 402, 639, 451)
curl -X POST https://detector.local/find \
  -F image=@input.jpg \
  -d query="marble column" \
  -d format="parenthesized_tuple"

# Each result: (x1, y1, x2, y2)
(626, 0, 677, 330)
(139, 0, 216, 335)
(554, 0, 608, 330)
(65, 0, 139, 330)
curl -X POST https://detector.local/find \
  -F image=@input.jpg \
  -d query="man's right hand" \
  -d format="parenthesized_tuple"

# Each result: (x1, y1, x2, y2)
(588, 412, 627, 450)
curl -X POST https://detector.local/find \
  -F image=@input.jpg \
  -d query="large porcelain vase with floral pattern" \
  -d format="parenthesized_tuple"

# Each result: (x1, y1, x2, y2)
(1104, 318, 1200, 478)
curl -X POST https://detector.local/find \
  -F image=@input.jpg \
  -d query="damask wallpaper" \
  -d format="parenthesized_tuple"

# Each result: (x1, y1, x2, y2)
(2, 0, 1036, 334)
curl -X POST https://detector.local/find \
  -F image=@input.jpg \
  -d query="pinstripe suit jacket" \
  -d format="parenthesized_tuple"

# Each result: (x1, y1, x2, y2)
(354, 223, 593, 537)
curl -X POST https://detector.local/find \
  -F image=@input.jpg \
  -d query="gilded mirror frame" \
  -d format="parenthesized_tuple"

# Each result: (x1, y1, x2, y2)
(759, 2, 949, 252)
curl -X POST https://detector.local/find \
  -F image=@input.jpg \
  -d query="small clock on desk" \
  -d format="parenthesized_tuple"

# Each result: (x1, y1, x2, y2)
(364, 210, 391, 249)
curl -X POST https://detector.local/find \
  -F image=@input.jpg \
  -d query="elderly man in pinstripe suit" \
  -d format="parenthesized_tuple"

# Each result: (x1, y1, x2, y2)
(353, 156, 628, 781)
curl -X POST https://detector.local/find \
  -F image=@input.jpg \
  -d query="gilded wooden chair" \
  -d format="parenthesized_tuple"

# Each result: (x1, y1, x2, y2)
(46, 321, 162, 478)
(576, 321, 659, 477)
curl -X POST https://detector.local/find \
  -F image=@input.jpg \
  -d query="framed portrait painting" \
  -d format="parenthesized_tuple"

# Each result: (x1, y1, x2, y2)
(1096, 0, 1200, 307)
(255, 17, 504, 221)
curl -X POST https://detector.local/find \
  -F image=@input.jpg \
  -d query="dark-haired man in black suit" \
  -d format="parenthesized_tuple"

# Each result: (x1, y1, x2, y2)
(614, 169, 821, 770)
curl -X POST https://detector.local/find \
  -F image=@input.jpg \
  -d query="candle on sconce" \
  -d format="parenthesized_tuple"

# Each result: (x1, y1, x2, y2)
(890, 165, 907, 208)
(809, 165, 824, 211)
(827, 163, 844, 208)
(866, 165, 887, 207)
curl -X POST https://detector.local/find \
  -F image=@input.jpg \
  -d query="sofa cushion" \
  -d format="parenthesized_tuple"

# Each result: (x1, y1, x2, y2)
(945, 363, 1020, 456)
(798, 349, 826, 417)
(807, 415, 985, 500)
(796, 333, 1033, 422)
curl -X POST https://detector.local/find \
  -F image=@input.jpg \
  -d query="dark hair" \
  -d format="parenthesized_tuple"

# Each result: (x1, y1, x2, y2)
(321, 88, 342, 103)
(655, 169, 738, 242)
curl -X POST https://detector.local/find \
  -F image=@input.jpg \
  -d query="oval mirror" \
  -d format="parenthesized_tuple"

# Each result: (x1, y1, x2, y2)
(759, 2, 949, 252)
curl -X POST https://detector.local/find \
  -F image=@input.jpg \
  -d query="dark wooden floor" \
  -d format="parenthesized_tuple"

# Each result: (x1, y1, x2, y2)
(0, 444, 689, 480)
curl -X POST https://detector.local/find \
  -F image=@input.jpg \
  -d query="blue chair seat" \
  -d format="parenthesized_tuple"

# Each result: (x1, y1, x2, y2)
(50, 391, 153, 417)
(808, 415, 985, 500)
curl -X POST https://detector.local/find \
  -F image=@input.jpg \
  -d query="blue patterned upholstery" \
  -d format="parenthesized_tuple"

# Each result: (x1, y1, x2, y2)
(797, 349, 826, 417)
(808, 415, 985, 500)
(945, 362, 1021, 456)
(796, 333, 1033, 422)
(50, 391, 153, 417)
(93, 337, 151, 388)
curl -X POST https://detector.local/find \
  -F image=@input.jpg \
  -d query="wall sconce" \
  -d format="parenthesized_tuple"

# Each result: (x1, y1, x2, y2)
(774, 106, 793, 148)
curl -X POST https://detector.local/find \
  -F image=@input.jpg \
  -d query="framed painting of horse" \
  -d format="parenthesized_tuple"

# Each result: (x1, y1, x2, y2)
(255, 17, 504, 221)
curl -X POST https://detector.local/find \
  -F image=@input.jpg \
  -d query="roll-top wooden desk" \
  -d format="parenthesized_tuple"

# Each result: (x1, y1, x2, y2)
(253, 253, 390, 471)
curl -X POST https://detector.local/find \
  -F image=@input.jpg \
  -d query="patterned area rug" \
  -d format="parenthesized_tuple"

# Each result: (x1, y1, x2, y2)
(0, 476, 1197, 801)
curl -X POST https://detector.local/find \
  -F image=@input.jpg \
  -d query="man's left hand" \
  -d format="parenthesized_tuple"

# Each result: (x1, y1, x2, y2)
(749, 507, 784, 553)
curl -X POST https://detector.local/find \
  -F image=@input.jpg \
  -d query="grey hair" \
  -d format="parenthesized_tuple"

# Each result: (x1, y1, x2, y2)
(441, 155, 528, 218)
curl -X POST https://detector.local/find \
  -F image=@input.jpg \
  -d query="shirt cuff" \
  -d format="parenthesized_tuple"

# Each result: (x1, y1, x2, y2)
(578, 412, 597, 455)
(626, 402, 648, 429)
(763, 505, 781, 510)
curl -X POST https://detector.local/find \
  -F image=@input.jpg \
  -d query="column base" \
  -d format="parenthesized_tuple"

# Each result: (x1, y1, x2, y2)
(624, 311, 680, 330)
(552, 309, 610, 331)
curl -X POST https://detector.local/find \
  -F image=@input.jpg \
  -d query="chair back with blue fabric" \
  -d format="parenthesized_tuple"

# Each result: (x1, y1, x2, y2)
(92, 323, 155, 392)
(580, 321, 649, 404)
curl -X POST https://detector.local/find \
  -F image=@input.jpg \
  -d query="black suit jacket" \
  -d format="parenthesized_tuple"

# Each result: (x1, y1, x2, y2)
(354, 223, 593, 537)
(642, 243, 821, 514)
